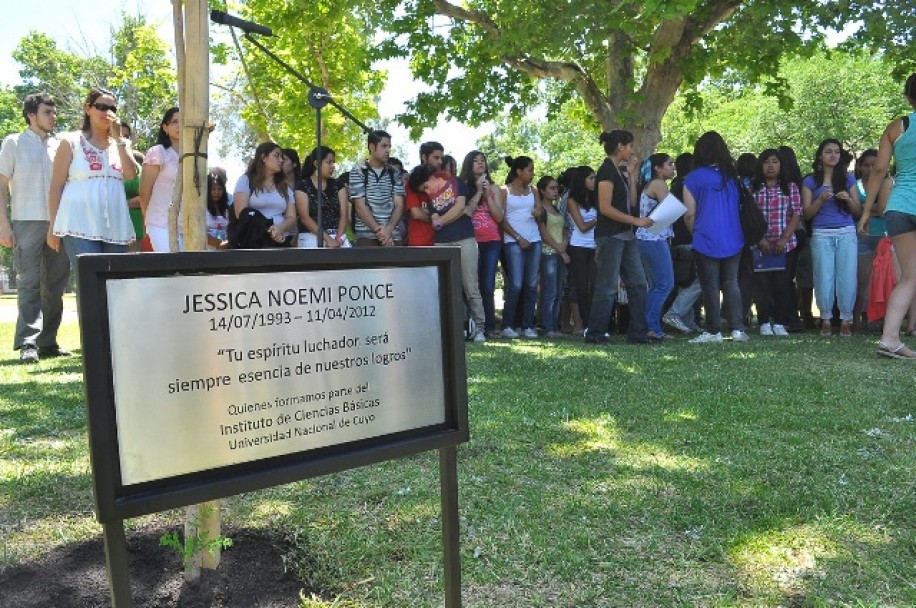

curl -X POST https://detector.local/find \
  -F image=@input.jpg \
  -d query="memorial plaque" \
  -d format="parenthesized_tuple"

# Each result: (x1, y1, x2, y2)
(106, 266, 445, 485)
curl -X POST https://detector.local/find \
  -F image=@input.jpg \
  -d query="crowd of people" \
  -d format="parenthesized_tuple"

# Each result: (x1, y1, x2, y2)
(2, 75, 915, 361)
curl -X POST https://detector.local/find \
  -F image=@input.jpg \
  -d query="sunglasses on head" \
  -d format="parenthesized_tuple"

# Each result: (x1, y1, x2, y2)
(92, 102, 118, 114)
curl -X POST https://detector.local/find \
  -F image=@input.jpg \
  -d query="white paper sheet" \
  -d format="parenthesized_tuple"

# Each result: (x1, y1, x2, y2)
(646, 193, 687, 235)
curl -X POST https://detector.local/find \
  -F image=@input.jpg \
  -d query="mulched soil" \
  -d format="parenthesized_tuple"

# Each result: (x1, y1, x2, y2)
(0, 525, 306, 607)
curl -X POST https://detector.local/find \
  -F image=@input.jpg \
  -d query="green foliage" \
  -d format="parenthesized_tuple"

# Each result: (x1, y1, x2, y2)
(214, 0, 386, 161)
(9, 15, 177, 151)
(0, 85, 23, 138)
(159, 505, 234, 572)
(660, 49, 910, 162)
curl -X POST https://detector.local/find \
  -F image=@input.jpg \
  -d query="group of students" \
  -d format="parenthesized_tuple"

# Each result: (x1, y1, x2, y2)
(9, 74, 916, 358)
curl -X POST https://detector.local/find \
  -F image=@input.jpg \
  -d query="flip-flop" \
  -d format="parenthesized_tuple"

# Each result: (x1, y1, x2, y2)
(876, 342, 916, 359)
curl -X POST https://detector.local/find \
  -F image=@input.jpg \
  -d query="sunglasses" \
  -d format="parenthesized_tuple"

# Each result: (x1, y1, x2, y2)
(92, 102, 118, 114)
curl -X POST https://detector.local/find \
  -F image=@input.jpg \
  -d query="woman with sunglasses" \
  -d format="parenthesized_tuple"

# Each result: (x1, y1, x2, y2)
(47, 88, 138, 265)
(140, 106, 181, 251)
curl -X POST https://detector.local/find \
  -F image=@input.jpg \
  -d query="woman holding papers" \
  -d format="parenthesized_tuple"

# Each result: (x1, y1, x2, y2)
(750, 149, 803, 336)
(637, 153, 677, 339)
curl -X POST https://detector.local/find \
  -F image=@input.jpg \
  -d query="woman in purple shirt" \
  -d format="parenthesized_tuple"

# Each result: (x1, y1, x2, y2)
(801, 139, 861, 337)
(682, 131, 747, 343)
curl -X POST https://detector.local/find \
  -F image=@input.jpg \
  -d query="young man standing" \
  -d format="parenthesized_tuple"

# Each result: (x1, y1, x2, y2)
(0, 92, 70, 363)
(349, 130, 405, 247)
(405, 141, 444, 246)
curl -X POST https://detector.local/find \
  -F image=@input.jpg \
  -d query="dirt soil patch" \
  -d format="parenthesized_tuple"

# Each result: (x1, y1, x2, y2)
(0, 525, 306, 607)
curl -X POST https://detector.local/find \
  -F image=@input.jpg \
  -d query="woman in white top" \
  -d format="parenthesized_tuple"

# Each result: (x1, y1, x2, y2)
(500, 155, 542, 338)
(140, 106, 180, 251)
(47, 88, 137, 267)
(565, 166, 599, 332)
(636, 153, 676, 339)
(233, 142, 298, 248)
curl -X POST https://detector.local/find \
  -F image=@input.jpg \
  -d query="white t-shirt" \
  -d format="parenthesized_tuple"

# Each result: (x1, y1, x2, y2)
(233, 174, 293, 226)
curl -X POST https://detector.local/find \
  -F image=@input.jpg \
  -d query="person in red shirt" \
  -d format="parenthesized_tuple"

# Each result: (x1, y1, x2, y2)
(405, 141, 444, 246)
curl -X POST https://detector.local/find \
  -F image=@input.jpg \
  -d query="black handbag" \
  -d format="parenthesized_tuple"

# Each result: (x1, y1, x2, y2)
(737, 180, 767, 246)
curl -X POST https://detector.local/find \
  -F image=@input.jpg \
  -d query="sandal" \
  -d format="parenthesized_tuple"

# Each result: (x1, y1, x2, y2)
(876, 341, 916, 359)
(820, 321, 833, 337)
(840, 321, 852, 337)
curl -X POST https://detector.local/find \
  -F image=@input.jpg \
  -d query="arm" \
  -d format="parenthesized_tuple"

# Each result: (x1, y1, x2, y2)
(46, 142, 73, 251)
(430, 196, 467, 227)
(267, 199, 298, 243)
(0, 175, 12, 247)
(598, 180, 652, 228)
(138, 163, 160, 216)
(485, 185, 504, 223)
(295, 189, 336, 246)
(858, 121, 897, 235)
(682, 187, 696, 233)
(536, 210, 565, 253)
(567, 199, 597, 232)
(802, 180, 833, 220)
(233, 190, 250, 217)
(336, 188, 349, 243)
(499, 188, 530, 249)
(836, 175, 861, 218)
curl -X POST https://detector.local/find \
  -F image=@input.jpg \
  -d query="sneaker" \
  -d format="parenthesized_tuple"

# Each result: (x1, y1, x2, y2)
(501, 327, 519, 338)
(38, 346, 71, 358)
(759, 322, 773, 336)
(731, 330, 750, 342)
(772, 324, 789, 336)
(473, 331, 486, 343)
(19, 344, 39, 364)
(662, 314, 691, 334)
(523, 328, 538, 339)
(689, 332, 723, 344)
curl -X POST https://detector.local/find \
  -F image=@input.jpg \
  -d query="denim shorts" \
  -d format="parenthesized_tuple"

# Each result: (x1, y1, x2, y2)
(885, 211, 916, 237)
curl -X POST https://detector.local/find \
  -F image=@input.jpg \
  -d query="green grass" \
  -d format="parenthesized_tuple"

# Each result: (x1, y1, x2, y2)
(1, 293, 914, 606)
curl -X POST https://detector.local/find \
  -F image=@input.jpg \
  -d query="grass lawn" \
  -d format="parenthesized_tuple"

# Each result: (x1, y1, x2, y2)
(1, 293, 914, 606)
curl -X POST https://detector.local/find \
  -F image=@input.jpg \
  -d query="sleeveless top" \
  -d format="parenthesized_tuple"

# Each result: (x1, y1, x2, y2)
(888, 111, 916, 216)
(296, 176, 342, 232)
(503, 187, 540, 243)
(53, 132, 135, 244)
(569, 205, 597, 248)
(472, 186, 501, 242)
(636, 189, 673, 241)
(541, 204, 566, 255)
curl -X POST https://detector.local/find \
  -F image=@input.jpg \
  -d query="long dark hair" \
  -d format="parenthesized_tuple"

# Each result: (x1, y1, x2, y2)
(777, 146, 803, 189)
(459, 150, 492, 200)
(504, 155, 533, 185)
(638, 153, 671, 195)
(568, 165, 596, 211)
(692, 131, 737, 184)
(245, 142, 289, 201)
(599, 130, 633, 156)
(207, 171, 229, 217)
(156, 107, 179, 148)
(282, 148, 301, 181)
(752, 149, 791, 196)
(303, 146, 335, 179)
(812, 139, 850, 204)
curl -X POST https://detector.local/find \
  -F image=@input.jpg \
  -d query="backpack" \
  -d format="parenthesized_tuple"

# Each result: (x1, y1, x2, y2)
(357, 163, 398, 198)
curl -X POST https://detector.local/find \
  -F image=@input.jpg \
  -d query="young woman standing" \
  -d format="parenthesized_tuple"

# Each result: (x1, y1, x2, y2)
(140, 106, 180, 251)
(636, 153, 676, 339)
(535, 176, 569, 336)
(501, 155, 542, 338)
(462, 151, 503, 336)
(295, 146, 349, 248)
(802, 139, 861, 337)
(566, 166, 599, 334)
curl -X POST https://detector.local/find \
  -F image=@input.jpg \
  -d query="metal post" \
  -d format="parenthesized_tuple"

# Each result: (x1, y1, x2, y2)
(102, 520, 135, 608)
(440, 446, 462, 607)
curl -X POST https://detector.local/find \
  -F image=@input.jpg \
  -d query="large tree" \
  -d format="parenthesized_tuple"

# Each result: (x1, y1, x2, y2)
(379, 0, 914, 154)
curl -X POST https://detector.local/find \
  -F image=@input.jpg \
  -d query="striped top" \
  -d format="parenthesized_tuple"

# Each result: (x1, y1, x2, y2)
(348, 163, 405, 239)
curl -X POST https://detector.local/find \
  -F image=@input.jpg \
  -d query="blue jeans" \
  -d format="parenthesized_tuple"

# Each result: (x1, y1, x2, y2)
(477, 240, 501, 332)
(638, 239, 674, 334)
(587, 236, 648, 340)
(810, 227, 857, 321)
(502, 240, 542, 330)
(695, 250, 744, 332)
(63, 236, 129, 270)
(539, 252, 565, 333)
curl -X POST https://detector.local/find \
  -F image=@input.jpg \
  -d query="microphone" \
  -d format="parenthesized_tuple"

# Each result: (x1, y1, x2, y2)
(210, 10, 274, 37)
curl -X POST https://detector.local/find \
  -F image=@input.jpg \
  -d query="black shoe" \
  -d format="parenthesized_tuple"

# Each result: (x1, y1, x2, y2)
(627, 335, 658, 345)
(19, 345, 39, 364)
(38, 346, 71, 358)
(584, 332, 609, 345)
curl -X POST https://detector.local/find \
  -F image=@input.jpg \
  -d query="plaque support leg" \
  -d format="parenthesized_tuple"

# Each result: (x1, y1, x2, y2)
(440, 446, 462, 607)
(102, 520, 135, 608)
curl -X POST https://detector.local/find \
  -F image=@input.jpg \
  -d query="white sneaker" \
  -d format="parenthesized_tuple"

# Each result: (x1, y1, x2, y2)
(523, 328, 538, 338)
(501, 327, 519, 338)
(689, 331, 723, 344)
(731, 330, 750, 342)
(473, 331, 486, 343)
(759, 322, 773, 336)
(772, 324, 789, 336)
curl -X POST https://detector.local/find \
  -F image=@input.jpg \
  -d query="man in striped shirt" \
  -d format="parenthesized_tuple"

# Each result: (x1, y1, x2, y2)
(0, 93, 70, 364)
(349, 130, 405, 246)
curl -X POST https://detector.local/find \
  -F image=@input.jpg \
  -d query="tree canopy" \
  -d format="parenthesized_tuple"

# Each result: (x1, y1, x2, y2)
(376, 0, 915, 153)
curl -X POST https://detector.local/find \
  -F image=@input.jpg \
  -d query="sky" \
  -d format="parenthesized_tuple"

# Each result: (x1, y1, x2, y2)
(0, 0, 487, 176)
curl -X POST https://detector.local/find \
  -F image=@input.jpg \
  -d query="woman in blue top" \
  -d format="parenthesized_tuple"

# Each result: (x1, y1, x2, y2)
(859, 73, 916, 358)
(802, 139, 861, 337)
(682, 131, 747, 343)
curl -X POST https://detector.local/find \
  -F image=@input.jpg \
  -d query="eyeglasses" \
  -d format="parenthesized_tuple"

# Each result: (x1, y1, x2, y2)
(269, 151, 285, 160)
(92, 102, 118, 114)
